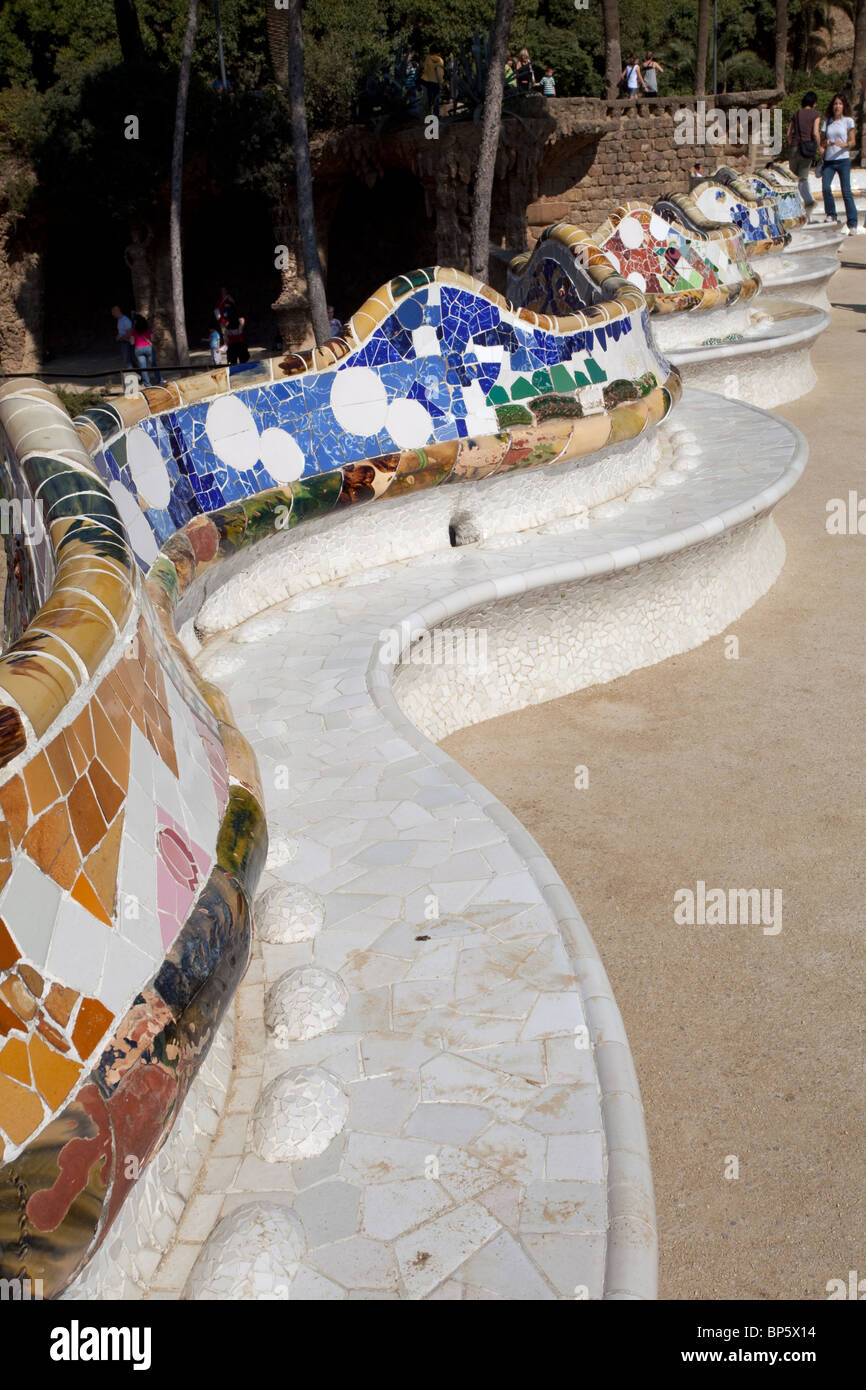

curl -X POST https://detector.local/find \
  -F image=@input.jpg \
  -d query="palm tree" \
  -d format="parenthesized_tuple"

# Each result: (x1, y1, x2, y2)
(470, 0, 515, 281)
(775, 0, 788, 92)
(169, 0, 199, 369)
(114, 0, 144, 64)
(696, 0, 711, 98)
(602, 0, 622, 100)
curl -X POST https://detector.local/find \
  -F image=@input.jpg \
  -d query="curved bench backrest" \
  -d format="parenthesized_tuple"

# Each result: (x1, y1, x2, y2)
(655, 183, 788, 256)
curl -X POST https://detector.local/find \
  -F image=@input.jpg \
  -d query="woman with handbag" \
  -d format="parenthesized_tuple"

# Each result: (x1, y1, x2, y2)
(786, 91, 820, 212)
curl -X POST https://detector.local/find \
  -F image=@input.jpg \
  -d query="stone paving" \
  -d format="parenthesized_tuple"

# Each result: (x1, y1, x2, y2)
(145, 389, 804, 1300)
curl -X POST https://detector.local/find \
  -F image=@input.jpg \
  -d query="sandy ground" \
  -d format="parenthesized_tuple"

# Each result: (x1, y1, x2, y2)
(442, 239, 866, 1301)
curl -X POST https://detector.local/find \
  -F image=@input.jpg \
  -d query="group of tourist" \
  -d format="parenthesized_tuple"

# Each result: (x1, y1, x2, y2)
(788, 91, 866, 235)
(111, 305, 164, 387)
(621, 54, 665, 98)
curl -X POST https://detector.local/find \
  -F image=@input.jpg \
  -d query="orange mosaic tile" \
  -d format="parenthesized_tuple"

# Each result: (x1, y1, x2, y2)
(29, 1033, 81, 1110)
(71, 706, 95, 764)
(0, 1070, 43, 1146)
(0, 777, 29, 845)
(0, 1037, 30, 1085)
(0, 998, 24, 1036)
(23, 750, 60, 817)
(72, 997, 113, 1059)
(0, 918, 20, 970)
(68, 776, 107, 858)
(97, 681, 131, 741)
(45, 982, 77, 1028)
(17, 965, 43, 997)
(70, 872, 112, 926)
(21, 801, 79, 888)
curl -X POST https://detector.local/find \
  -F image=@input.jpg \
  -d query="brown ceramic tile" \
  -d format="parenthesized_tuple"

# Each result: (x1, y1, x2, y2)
(37, 1018, 71, 1053)
(29, 1032, 81, 1109)
(0, 1037, 30, 1085)
(88, 759, 125, 824)
(90, 702, 129, 789)
(0, 975, 38, 1022)
(68, 775, 107, 858)
(0, 917, 21, 971)
(46, 731, 77, 796)
(71, 870, 112, 927)
(71, 707, 95, 763)
(72, 996, 113, 1059)
(23, 751, 61, 817)
(21, 801, 79, 886)
(17, 964, 43, 997)
(2, 772, 32, 842)
(0, 1071, 44, 1145)
(83, 815, 123, 921)
(45, 982, 78, 1028)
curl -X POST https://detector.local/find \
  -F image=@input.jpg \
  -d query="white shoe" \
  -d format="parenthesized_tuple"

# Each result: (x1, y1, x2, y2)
(853, 226, 866, 236)
(840, 226, 850, 236)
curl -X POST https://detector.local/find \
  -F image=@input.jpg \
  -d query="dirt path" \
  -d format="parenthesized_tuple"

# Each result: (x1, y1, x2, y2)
(442, 241, 866, 1300)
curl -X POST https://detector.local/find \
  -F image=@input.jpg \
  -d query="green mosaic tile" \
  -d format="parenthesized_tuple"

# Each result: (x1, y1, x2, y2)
(533, 395, 583, 421)
(530, 369, 554, 394)
(550, 364, 577, 392)
(584, 358, 607, 384)
(496, 403, 534, 428)
(510, 378, 540, 401)
(486, 385, 509, 406)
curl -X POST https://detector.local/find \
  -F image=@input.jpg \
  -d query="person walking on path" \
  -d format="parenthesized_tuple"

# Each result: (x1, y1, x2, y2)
(223, 304, 250, 364)
(786, 91, 820, 212)
(621, 56, 647, 99)
(131, 314, 164, 386)
(642, 53, 663, 94)
(421, 48, 445, 117)
(820, 93, 862, 234)
(111, 305, 135, 370)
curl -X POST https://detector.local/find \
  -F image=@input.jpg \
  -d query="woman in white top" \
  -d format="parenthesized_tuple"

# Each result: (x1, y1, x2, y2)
(820, 93, 863, 234)
(621, 56, 647, 100)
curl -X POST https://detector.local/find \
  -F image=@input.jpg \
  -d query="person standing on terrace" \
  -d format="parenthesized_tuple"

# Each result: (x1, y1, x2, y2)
(515, 48, 535, 93)
(819, 93, 862, 235)
(786, 91, 820, 212)
(421, 48, 445, 117)
(642, 53, 663, 95)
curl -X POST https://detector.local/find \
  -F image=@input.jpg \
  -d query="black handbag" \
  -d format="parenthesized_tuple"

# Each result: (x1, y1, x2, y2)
(798, 138, 818, 159)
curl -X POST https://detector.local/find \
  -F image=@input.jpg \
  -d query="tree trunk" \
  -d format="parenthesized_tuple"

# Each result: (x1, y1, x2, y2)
(470, 0, 515, 281)
(114, 0, 144, 65)
(169, 0, 198, 370)
(775, 0, 788, 92)
(696, 0, 711, 98)
(854, 1, 866, 159)
(602, 0, 622, 101)
(286, 0, 330, 348)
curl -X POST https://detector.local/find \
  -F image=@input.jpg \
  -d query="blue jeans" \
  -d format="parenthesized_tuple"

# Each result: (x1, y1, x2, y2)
(822, 159, 858, 228)
(134, 345, 164, 387)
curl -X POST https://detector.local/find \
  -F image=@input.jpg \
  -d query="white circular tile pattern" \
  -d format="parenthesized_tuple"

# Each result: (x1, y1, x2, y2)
(183, 1202, 306, 1300)
(127, 428, 172, 509)
(109, 480, 159, 565)
(650, 212, 671, 242)
(264, 831, 299, 870)
(385, 398, 433, 449)
(627, 271, 648, 292)
(330, 366, 388, 436)
(258, 426, 306, 484)
(618, 215, 645, 250)
(252, 1066, 348, 1161)
(206, 395, 261, 472)
(255, 882, 324, 943)
(265, 967, 349, 1042)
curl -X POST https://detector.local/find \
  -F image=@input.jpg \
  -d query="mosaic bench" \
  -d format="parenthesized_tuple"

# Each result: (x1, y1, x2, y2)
(0, 248, 683, 1296)
(508, 218, 828, 407)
